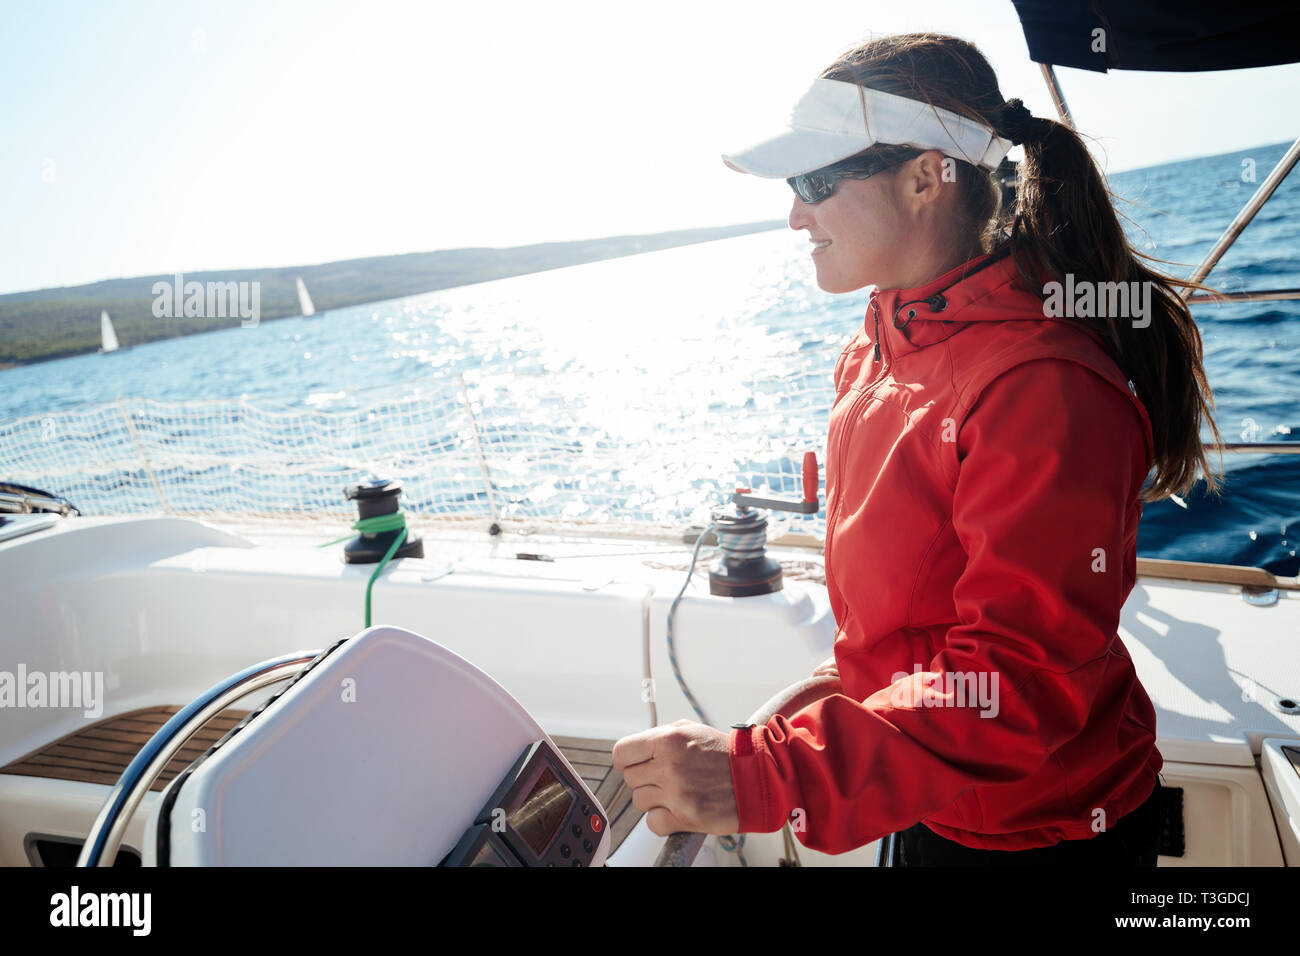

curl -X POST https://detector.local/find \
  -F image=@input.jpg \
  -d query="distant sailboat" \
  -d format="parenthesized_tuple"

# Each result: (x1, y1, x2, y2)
(296, 277, 318, 318)
(99, 310, 127, 354)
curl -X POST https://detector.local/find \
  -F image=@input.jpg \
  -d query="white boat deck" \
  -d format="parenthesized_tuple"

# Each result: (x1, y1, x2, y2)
(2, 513, 1298, 865)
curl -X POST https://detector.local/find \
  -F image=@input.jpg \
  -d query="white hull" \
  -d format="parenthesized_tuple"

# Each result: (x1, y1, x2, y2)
(1, 513, 1297, 866)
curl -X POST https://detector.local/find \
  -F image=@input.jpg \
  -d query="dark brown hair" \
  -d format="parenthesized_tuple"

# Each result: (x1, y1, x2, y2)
(822, 33, 1224, 500)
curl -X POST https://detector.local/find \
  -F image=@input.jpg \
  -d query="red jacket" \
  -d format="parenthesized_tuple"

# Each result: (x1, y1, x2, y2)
(728, 249, 1163, 853)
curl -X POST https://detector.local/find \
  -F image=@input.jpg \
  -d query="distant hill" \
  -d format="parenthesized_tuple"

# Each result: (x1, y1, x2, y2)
(0, 220, 784, 367)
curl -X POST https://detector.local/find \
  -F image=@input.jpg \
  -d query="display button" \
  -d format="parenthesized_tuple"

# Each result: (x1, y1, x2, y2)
(560, 844, 571, 858)
(590, 814, 604, 833)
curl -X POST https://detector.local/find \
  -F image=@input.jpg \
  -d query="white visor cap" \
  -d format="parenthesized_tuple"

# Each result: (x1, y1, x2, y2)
(722, 77, 1014, 178)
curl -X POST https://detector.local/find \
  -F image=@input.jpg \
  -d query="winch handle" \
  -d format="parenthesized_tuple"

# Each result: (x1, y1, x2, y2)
(731, 451, 821, 514)
(652, 673, 841, 867)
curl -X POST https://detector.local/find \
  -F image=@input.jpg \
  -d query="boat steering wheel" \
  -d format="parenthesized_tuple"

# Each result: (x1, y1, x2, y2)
(652, 674, 841, 867)
(79, 658, 841, 868)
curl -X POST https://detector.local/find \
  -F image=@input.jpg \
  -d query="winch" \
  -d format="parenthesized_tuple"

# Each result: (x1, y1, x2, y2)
(708, 451, 820, 597)
(341, 478, 423, 564)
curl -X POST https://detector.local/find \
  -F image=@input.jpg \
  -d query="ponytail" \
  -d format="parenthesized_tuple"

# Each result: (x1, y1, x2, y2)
(1006, 115, 1224, 501)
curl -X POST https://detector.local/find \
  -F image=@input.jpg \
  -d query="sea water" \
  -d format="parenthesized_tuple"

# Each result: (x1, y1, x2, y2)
(1, 142, 1296, 574)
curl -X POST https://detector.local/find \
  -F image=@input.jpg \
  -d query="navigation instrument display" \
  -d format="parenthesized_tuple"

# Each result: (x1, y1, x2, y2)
(506, 765, 574, 856)
(441, 739, 608, 867)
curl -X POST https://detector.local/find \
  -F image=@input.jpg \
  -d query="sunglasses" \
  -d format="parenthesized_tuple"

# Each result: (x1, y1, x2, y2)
(787, 153, 911, 204)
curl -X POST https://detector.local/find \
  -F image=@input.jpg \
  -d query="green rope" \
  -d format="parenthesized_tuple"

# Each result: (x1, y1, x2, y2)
(319, 511, 409, 627)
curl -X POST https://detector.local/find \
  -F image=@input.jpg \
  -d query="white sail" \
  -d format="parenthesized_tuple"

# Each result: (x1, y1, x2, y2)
(296, 277, 316, 317)
(100, 310, 120, 353)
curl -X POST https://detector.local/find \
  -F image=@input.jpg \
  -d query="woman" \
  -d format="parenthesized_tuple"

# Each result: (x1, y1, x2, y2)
(611, 33, 1223, 865)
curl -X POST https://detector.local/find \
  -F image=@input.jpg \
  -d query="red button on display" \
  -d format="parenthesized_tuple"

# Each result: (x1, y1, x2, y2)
(590, 814, 603, 832)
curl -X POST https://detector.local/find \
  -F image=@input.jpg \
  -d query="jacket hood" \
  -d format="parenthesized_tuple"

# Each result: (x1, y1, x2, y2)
(862, 244, 1153, 473)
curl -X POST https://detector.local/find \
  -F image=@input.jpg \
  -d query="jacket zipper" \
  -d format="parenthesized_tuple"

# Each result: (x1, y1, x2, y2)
(822, 399, 859, 606)
(872, 297, 882, 363)
(827, 296, 892, 595)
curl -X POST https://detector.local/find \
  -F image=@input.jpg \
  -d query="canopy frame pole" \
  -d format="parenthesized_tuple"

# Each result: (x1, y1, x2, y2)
(1182, 136, 1300, 295)
(1187, 288, 1300, 304)
(1038, 63, 1075, 128)
(1037, 63, 1299, 304)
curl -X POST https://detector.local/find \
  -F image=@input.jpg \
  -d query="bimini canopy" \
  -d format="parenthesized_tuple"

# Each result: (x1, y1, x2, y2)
(1010, 0, 1300, 72)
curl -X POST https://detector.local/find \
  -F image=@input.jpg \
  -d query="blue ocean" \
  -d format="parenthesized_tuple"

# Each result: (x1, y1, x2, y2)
(1, 141, 1297, 575)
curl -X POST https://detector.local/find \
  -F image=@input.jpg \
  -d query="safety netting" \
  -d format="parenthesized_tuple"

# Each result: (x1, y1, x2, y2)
(0, 358, 836, 540)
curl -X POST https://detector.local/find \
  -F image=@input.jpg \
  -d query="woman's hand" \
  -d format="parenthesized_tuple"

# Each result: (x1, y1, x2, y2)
(611, 720, 740, 836)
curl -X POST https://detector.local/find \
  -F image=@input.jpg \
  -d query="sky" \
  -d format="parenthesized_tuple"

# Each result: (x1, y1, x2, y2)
(3, 0, 1298, 295)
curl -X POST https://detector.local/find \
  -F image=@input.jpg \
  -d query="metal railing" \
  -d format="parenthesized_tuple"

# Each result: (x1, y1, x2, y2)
(1035, 61, 1300, 307)
(77, 650, 319, 867)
